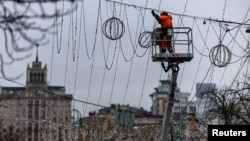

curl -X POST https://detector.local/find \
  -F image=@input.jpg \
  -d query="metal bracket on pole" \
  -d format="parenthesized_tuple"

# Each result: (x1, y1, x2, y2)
(161, 62, 179, 73)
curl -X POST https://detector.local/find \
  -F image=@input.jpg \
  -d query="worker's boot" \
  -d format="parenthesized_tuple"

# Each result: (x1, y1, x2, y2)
(168, 49, 173, 53)
(161, 48, 166, 53)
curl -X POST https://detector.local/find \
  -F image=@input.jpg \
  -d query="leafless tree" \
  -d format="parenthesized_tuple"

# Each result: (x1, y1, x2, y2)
(0, 0, 76, 80)
(202, 77, 250, 125)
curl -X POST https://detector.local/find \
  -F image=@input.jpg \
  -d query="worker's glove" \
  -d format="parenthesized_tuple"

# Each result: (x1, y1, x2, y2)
(151, 10, 156, 16)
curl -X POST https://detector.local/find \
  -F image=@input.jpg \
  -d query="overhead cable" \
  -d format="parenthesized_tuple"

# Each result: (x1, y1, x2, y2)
(105, 0, 250, 26)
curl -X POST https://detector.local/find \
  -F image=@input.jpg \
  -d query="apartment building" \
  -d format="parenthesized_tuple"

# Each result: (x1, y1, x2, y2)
(150, 80, 196, 117)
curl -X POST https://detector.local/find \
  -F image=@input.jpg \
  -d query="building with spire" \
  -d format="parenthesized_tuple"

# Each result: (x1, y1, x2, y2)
(0, 48, 73, 141)
(26, 47, 48, 88)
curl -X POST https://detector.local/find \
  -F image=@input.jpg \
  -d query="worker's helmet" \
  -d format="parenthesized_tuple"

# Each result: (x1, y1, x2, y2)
(160, 11, 168, 16)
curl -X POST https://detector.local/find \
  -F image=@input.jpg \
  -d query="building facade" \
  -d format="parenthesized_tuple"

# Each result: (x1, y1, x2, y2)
(150, 80, 196, 117)
(195, 83, 217, 118)
(0, 50, 73, 141)
(80, 104, 162, 141)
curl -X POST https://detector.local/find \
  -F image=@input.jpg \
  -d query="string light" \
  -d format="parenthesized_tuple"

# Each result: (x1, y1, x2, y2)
(209, 44, 232, 67)
(102, 17, 125, 40)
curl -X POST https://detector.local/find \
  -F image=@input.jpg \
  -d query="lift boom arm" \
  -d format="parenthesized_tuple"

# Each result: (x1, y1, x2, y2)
(161, 66, 178, 141)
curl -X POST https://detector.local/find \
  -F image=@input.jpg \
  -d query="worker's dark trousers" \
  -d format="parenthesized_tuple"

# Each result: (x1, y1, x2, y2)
(161, 27, 173, 53)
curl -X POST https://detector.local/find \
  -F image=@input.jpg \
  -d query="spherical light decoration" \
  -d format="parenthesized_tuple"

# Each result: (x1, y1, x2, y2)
(138, 31, 153, 48)
(209, 44, 232, 67)
(102, 17, 125, 40)
(71, 109, 81, 124)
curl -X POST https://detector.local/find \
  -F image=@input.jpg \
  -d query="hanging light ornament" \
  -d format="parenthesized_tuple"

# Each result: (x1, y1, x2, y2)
(102, 17, 125, 40)
(71, 109, 81, 124)
(209, 44, 231, 67)
(138, 31, 153, 48)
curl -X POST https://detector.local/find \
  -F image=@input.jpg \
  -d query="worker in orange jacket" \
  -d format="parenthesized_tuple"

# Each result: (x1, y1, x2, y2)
(151, 10, 173, 53)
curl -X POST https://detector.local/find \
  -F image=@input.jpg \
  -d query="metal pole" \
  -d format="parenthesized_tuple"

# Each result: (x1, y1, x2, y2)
(161, 70, 178, 141)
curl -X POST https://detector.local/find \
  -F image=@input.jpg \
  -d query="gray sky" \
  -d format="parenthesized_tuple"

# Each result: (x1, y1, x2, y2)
(1, 0, 250, 116)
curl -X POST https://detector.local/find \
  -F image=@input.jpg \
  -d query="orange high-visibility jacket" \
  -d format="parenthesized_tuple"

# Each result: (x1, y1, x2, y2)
(158, 14, 173, 27)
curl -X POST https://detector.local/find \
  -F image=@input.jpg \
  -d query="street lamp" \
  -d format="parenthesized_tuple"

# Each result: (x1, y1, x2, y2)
(246, 26, 250, 33)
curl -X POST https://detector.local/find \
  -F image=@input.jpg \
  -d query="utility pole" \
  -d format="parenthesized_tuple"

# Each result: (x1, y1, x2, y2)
(161, 65, 178, 141)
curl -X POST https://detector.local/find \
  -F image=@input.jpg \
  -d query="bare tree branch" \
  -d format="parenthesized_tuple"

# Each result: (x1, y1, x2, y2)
(0, 0, 76, 80)
(202, 81, 250, 125)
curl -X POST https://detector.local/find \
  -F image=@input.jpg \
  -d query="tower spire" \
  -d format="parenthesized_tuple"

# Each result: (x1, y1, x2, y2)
(36, 44, 39, 62)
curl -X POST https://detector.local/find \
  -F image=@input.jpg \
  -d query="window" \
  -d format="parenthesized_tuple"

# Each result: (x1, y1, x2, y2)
(34, 123, 39, 141)
(35, 101, 39, 120)
(181, 107, 187, 113)
(16, 109, 20, 118)
(28, 123, 32, 141)
(21, 123, 26, 141)
(41, 73, 44, 82)
(34, 73, 37, 82)
(30, 73, 33, 82)
(41, 101, 45, 119)
(189, 107, 196, 113)
(22, 106, 26, 118)
(16, 100, 20, 118)
(38, 73, 41, 82)
(28, 101, 33, 119)
(174, 107, 180, 112)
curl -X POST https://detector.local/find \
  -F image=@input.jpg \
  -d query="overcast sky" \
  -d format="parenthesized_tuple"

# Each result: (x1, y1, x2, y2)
(1, 0, 250, 116)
